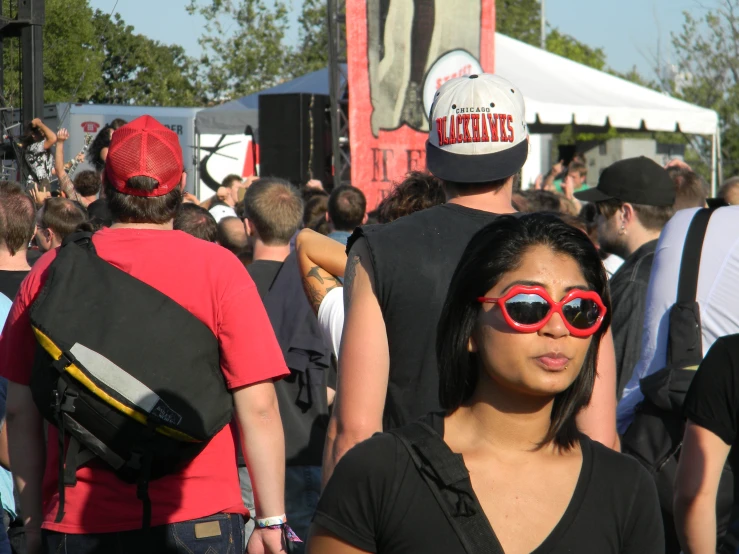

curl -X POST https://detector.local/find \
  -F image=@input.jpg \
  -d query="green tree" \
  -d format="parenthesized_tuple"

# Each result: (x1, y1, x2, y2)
(1, 0, 104, 107)
(90, 11, 203, 106)
(667, 1, 739, 179)
(496, 0, 607, 70)
(1, 1, 202, 109)
(286, 0, 329, 79)
(187, 0, 290, 101)
(545, 29, 606, 70)
(496, 0, 541, 46)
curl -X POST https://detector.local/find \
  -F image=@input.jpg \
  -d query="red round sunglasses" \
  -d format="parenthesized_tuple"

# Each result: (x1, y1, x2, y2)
(477, 285, 606, 338)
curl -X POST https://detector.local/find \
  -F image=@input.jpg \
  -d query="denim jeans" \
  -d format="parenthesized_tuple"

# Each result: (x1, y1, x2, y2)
(238, 465, 321, 554)
(238, 465, 256, 543)
(0, 511, 10, 554)
(284, 466, 321, 554)
(41, 513, 244, 554)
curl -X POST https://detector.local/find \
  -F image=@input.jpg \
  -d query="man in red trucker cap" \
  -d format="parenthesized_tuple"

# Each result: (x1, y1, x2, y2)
(0, 115, 290, 554)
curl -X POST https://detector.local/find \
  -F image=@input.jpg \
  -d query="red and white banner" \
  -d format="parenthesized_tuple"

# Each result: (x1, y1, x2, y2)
(346, 0, 497, 208)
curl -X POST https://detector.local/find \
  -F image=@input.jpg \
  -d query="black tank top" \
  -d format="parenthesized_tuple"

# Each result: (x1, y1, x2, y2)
(349, 204, 499, 430)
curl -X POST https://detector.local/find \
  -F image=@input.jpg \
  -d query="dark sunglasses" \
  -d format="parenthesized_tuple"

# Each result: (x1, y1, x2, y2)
(477, 285, 606, 338)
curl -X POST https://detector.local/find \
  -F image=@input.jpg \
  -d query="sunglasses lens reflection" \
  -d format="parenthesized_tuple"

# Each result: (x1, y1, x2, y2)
(504, 294, 550, 325)
(562, 298, 601, 329)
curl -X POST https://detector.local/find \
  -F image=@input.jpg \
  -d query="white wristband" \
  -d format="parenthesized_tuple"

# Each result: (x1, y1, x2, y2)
(255, 514, 287, 528)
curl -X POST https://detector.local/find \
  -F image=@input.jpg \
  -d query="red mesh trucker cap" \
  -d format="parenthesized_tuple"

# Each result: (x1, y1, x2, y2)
(105, 115, 184, 197)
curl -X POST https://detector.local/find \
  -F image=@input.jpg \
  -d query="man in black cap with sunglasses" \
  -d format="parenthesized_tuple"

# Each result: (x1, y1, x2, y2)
(576, 156, 676, 397)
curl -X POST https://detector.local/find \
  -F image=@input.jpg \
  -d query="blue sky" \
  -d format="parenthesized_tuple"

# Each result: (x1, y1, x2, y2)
(90, 0, 707, 79)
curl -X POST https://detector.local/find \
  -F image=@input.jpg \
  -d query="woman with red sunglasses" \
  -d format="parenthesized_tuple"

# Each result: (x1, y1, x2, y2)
(309, 214, 663, 554)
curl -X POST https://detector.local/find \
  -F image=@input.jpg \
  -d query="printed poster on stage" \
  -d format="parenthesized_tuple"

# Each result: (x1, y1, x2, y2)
(346, 0, 497, 208)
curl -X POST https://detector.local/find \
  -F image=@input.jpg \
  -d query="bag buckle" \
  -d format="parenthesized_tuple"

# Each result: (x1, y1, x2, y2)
(51, 389, 61, 412)
(60, 391, 78, 413)
(50, 387, 78, 414)
(52, 352, 75, 373)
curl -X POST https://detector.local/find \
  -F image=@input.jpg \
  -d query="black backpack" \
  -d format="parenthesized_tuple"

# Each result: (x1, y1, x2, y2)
(390, 421, 503, 554)
(621, 208, 734, 551)
(29, 232, 234, 527)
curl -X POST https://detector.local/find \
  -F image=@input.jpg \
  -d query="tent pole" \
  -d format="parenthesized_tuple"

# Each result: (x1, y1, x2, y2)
(717, 127, 724, 190)
(540, 0, 546, 49)
(195, 132, 200, 200)
(711, 132, 717, 197)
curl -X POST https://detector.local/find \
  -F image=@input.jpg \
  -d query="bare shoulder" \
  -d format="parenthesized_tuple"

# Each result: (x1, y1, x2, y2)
(344, 237, 378, 308)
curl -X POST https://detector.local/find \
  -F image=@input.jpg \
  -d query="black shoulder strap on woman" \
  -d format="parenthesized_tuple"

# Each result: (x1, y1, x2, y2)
(677, 207, 715, 304)
(389, 421, 504, 554)
(666, 207, 717, 370)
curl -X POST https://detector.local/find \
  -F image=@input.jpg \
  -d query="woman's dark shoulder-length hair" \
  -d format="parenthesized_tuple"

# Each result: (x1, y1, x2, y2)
(88, 119, 127, 172)
(436, 213, 612, 450)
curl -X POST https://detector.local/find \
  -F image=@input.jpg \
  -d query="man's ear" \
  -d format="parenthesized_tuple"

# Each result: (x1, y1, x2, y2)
(244, 217, 256, 238)
(179, 172, 187, 191)
(325, 212, 330, 223)
(362, 213, 369, 224)
(621, 203, 635, 225)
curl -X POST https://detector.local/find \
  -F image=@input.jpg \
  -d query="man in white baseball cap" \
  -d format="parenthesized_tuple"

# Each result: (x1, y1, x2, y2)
(322, 74, 619, 483)
(426, 73, 529, 183)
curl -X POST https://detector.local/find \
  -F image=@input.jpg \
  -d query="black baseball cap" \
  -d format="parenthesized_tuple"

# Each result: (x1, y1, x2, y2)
(575, 156, 676, 206)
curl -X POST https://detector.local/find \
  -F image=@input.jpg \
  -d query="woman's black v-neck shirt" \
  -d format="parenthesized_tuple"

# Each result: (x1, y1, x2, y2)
(313, 414, 663, 553)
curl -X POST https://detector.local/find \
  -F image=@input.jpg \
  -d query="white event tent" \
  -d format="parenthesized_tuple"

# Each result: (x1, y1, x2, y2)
(494, 34, 720, 192)
(194, 33, 721, 190)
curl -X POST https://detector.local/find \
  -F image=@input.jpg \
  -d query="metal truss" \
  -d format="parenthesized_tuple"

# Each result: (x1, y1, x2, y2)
(327, 0, 350, 187)
(0, 0, 45, 183)
(0, 0, 45, 125)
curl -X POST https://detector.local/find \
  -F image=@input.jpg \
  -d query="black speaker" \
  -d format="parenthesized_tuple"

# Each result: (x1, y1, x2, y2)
(258, 93, 332, 187)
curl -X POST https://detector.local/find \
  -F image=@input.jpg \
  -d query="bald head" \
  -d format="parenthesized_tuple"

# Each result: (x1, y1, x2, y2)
(719, 176, 739, 205)
(217, 216, 248, 254)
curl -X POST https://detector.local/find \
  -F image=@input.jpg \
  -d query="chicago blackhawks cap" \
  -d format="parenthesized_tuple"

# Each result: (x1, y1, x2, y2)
(426, 73, 529, 183)
(105, 115, 184, 197)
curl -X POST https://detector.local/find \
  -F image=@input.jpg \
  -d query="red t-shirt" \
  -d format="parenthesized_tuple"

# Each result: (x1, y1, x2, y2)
(0, 228, 289, 533)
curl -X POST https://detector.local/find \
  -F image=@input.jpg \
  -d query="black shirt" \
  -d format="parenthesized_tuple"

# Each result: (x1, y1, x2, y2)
(314, 414, 664, 554)
(610, 240, 658, 398)
(27, 248, 42, 266)
(247, 257, 334, 467)
(247, 260, 284, 298)
(684, 334, 739, 500)
(350, 204, 499, 430)
(0, 270, 29, 301)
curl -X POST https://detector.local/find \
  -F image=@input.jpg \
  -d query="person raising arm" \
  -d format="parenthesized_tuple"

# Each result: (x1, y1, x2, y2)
(296, 229, 346, 313)
(54, 129, 83, 204)
(31, 118, 56, 151)
(22, 119, 57, 192)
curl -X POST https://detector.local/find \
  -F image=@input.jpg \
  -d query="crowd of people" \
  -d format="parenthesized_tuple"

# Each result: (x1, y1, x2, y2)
(0, 72, 738, 554)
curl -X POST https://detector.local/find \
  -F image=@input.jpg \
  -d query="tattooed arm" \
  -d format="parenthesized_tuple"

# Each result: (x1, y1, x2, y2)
(322, 237, 389, 487)
(296, 229, 348, 314)
(54, 129, 82, 203)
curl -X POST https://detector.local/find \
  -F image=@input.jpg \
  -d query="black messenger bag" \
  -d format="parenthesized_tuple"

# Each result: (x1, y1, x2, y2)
(29, 232, 233, 527)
